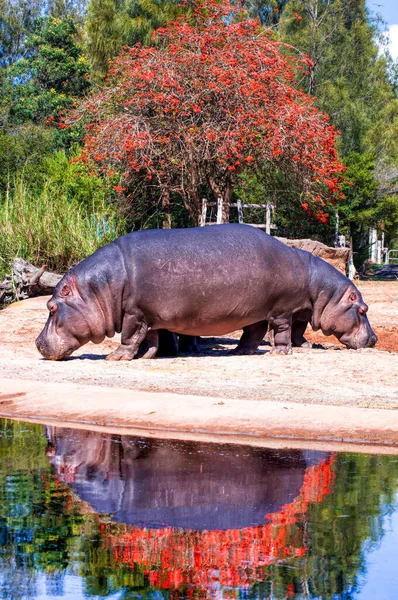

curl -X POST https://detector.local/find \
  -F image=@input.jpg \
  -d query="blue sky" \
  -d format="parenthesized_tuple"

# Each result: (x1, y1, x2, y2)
(366, 0, 398, 58)
(366, 0, 398, 25)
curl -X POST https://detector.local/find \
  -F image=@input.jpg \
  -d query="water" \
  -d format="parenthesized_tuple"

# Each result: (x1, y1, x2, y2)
(1, 419, 398, 599)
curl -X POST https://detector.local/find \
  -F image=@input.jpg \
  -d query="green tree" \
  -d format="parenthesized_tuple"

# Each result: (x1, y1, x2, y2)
(278, 0, 398, 161)
(240, 0, 288, 27)
(0, 0, 42, 70)
(85, 0, 119, 82)
(6, 16, 90, 125)
(86, 0, 184, 82)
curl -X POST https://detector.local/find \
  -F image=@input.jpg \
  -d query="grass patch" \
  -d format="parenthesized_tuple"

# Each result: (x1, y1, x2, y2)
(0, 152, 126, 279)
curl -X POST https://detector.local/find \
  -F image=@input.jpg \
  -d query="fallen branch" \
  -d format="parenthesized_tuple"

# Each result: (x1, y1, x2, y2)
(0, 259, 63, 306)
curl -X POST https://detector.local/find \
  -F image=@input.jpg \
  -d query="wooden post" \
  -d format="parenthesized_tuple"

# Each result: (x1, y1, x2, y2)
(266, 201, 271, 235)
(236, 198, 244, 224)
(200, 198, 207, 226)
(348, 237, 356, 280)
(369, 228, 378, 262)
(334, 210, 339, 247)
(217, 197, 223, 224)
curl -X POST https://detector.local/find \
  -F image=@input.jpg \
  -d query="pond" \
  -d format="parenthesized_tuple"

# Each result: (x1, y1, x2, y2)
(1, 419, 398, 600)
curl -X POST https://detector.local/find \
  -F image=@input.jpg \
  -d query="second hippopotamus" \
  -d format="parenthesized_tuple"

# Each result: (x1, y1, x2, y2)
(36, 224, 377, 360)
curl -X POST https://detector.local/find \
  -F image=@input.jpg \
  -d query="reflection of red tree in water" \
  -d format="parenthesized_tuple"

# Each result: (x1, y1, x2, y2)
(107, 456, 335, 593)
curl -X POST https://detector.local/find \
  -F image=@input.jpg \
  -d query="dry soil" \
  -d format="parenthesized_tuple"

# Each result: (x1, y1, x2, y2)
(0, 281, 397, 449)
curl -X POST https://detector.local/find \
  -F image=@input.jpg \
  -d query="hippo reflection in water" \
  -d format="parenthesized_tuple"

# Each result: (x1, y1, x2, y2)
(45, 427, 330, 531)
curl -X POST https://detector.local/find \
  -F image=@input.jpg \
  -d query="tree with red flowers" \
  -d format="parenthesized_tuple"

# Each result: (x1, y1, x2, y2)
(70, 0, 344, 225)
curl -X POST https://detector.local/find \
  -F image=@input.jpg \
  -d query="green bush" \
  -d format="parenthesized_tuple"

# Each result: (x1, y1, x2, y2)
(0, 151, 126, 279)
(0, 125, 55, 192)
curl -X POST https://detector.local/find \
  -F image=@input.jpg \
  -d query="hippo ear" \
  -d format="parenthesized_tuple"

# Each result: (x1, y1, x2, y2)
(349, 291, 358, 303)
(60, 284, 71, 298)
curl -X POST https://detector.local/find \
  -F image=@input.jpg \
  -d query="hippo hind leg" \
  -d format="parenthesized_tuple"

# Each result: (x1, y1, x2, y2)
(270, 315, 293, 355)
(137, 330, 159, 359)
(230, 320, 269, 355)
(178, 335, 200, 353)
(291, 320, 312, 348)
(156, 330, 179, 357)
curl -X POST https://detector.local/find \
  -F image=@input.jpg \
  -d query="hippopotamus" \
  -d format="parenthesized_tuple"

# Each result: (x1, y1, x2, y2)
(35, 224, 377, 360)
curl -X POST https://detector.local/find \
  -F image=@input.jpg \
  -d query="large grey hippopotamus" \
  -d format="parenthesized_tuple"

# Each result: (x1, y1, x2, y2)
(36, 224, 377, 360)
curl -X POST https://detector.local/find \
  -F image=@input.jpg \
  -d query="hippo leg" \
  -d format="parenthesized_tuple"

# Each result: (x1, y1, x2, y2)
(178, 335, 200, 353)
(137, 330, 159, 359)
(270, 315, 293, 355)
(157, 330, 179, 357)
(292, 320, 312, 348)
(106, 313, 148, 361)
(230, 320, 269, 355)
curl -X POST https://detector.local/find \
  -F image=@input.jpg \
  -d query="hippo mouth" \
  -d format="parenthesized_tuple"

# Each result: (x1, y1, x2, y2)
(35, 334, 80, 361)
(338, 328, 378, 350)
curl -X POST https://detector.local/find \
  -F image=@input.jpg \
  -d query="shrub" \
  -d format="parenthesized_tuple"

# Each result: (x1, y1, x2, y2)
(0, 152, 125, 279)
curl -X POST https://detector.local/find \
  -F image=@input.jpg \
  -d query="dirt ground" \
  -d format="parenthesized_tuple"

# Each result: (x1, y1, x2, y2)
(0, 280, 397, 410)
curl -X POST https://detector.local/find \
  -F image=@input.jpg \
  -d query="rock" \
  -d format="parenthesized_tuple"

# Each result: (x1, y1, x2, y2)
(277, 238, 349, 274)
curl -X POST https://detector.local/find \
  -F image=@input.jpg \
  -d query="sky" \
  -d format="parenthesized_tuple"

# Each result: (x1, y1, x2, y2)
(366, 0, 398, 59)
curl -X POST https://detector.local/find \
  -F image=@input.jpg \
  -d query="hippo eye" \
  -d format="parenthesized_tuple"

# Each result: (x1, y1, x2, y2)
(60, 284, 71, 297)
(349, 292, 358, 303)
(48, 301, 58, 315)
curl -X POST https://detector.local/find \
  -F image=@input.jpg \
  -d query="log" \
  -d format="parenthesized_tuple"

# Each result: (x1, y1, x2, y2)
(0, 259, 63, 306)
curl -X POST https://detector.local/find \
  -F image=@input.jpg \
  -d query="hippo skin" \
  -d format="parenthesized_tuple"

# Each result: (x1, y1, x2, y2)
(36, 224, 377, 361)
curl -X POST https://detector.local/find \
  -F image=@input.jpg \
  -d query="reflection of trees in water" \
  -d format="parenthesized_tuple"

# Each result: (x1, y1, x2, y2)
(0, 420, 397, 599)
(103, 456, 334, 594)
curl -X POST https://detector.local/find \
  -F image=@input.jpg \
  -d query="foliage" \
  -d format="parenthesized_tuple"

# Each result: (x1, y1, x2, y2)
(338, 153, 379, 231)
(239, 0, 289, 27)
(5, 16, 90, 125)
(72, 0, 344, 225)
(0, 124, 55, 192)
(336, 152, 398, 254)
(0, 0, 43, 69)
(0, 150, 125, 278)
(278, 0, 398, 162)
(85, 0, 120, 82)
(86, 0, 185, 82)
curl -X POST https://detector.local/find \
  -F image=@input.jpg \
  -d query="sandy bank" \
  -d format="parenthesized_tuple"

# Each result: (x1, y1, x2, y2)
(0, 281, 397, 451)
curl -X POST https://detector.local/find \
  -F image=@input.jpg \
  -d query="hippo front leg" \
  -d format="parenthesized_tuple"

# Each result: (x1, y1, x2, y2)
(230, 320, 269, 355)
(270, 315, 293, 355)
(106, 312, 149, 361)
(292, 320, 312, 348)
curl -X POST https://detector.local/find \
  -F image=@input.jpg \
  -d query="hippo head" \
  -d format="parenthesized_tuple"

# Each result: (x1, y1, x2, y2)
(315, 285, 377, 350)
(36, 275, 106, 360)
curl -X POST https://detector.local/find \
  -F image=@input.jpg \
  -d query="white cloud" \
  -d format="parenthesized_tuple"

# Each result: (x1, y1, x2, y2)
(388, 24, 398, 60)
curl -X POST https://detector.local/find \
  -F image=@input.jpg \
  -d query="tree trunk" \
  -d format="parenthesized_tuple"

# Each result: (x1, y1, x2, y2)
(207, 175, 235, 224)
(0, 259, 63, 306)
(161, 188, 171, 229)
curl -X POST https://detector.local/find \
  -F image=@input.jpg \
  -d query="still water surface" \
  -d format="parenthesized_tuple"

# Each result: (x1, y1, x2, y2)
(1, 419, 398, 600)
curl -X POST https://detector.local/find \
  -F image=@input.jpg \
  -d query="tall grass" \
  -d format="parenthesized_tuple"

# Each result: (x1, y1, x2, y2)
(0, 152, 125, 279)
